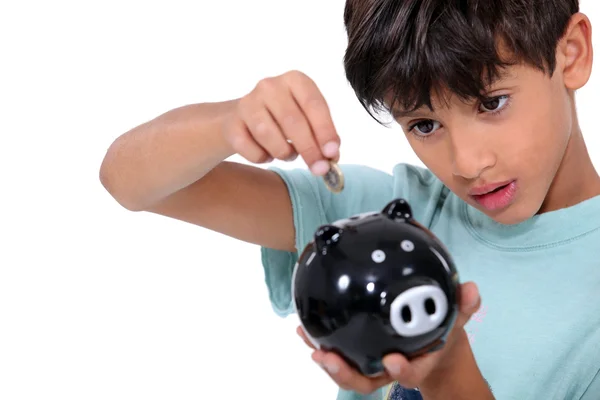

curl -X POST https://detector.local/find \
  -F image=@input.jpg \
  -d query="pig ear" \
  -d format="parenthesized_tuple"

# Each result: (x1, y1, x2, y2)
(382, 198, 412, 221)
(314, 225, 343, 254)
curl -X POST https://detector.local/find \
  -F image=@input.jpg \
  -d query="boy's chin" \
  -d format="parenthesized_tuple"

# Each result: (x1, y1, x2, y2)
(477, 201, 538, 226)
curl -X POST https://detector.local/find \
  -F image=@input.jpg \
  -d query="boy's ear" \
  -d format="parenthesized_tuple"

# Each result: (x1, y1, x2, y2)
(559, 12, 593, 91)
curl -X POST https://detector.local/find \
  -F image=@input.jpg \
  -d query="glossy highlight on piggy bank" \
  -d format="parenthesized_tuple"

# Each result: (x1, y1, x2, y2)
(291, 198, 460, 377)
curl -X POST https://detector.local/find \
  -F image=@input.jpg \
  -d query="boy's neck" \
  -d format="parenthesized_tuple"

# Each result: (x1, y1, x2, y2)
(539, 122, 600, 214)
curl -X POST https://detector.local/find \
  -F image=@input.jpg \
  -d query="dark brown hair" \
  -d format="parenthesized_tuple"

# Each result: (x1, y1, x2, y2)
(343, 0, 579, 123)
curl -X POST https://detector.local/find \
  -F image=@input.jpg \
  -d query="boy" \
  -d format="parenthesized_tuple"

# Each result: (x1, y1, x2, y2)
(99, 1, 600, 399)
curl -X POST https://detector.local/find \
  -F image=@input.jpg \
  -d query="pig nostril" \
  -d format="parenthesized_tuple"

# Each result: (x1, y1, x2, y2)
(425, 298, 436, 315)
(401, 305, 412, 323)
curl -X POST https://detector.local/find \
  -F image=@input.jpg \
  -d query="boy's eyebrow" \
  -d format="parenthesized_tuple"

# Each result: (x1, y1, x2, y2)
(391, 109, 414, 118)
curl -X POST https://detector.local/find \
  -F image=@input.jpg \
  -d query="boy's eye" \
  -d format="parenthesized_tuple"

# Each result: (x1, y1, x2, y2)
(479, 95, 509, 112)
(407, 95, 509, 137)
(411, 119, 441, 136)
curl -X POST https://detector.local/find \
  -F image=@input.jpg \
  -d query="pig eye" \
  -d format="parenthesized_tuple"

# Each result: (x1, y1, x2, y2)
(371, 250, 386, 263)
(401, 240, 414, 252)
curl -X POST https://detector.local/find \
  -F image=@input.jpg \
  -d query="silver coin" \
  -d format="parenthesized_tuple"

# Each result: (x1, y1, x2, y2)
(323, 161, 345, 193)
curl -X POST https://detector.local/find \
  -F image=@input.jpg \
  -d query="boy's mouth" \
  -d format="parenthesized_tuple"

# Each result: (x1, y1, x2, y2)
(469, 180, 517, 211)
(469, 180, 513, 196)
(486, 184, 508, 194)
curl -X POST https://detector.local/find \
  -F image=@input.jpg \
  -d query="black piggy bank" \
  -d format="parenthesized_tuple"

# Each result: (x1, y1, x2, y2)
(291, 198, 460, 377)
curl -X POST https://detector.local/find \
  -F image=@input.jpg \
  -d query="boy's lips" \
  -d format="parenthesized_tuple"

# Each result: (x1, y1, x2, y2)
(469, 180, 518, 211)
(468, 180, 514, 196)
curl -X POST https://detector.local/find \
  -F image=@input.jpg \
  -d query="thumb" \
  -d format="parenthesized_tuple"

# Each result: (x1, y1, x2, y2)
(455, 281, 481, 327)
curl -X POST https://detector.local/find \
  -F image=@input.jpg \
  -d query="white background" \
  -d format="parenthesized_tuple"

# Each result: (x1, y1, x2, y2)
(2, 1, 600, 399)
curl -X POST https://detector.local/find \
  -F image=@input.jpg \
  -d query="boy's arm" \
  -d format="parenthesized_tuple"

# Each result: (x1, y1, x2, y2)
(100, 71, 347, 253)
(145, 160, 298, 252)
(100, 100, 297, 252)
(419, 331, 494, 400)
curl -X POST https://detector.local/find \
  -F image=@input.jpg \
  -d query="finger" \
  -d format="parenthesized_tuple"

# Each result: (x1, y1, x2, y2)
(310, 349, 357, 390)
(241, 97, 297, 162)
(314, 350, 392, 395)
(382, 352, 436, 389)
(261, 82, 326, 174)
(456, 281, 481, 327)
(285, 71, 341, 162)
(296, 326, 316, 350)
(226, 116, 272, 164)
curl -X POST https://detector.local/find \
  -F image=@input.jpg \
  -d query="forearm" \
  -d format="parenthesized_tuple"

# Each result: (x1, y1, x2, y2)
(420, 334, 494, 400)
(99, 100, 237, 210)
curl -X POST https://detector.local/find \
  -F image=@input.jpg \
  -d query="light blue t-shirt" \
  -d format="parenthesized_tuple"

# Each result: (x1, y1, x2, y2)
(260, 163, 600, 400)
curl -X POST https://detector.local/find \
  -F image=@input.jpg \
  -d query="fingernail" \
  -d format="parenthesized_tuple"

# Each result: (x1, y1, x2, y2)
(285, 153, 298, 162)
(383, 360, 401, 375)
(322, 141, 339, 158)
(312, 351, 324, 364)
(324, 362, 339, 374)
(310, 160, 330, 176)
(468, 295, 480, 308)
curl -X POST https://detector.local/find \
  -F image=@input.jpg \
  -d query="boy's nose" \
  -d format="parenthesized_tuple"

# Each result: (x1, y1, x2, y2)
(450, 137, 497, 180)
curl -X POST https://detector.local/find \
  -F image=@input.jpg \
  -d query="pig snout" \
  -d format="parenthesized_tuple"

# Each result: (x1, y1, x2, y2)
(389, 285, 448, 337)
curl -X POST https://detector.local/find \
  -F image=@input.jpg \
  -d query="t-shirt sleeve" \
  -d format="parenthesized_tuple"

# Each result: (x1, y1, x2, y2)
(259, 162, 446, 317)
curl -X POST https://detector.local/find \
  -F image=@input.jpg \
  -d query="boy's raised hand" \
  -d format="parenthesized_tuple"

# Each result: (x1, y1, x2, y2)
(221, 70, 341, 176)
(297, 281, 483, 395)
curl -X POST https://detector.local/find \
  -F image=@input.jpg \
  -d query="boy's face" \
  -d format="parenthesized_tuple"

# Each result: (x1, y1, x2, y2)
(392, 63, 574, 225)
